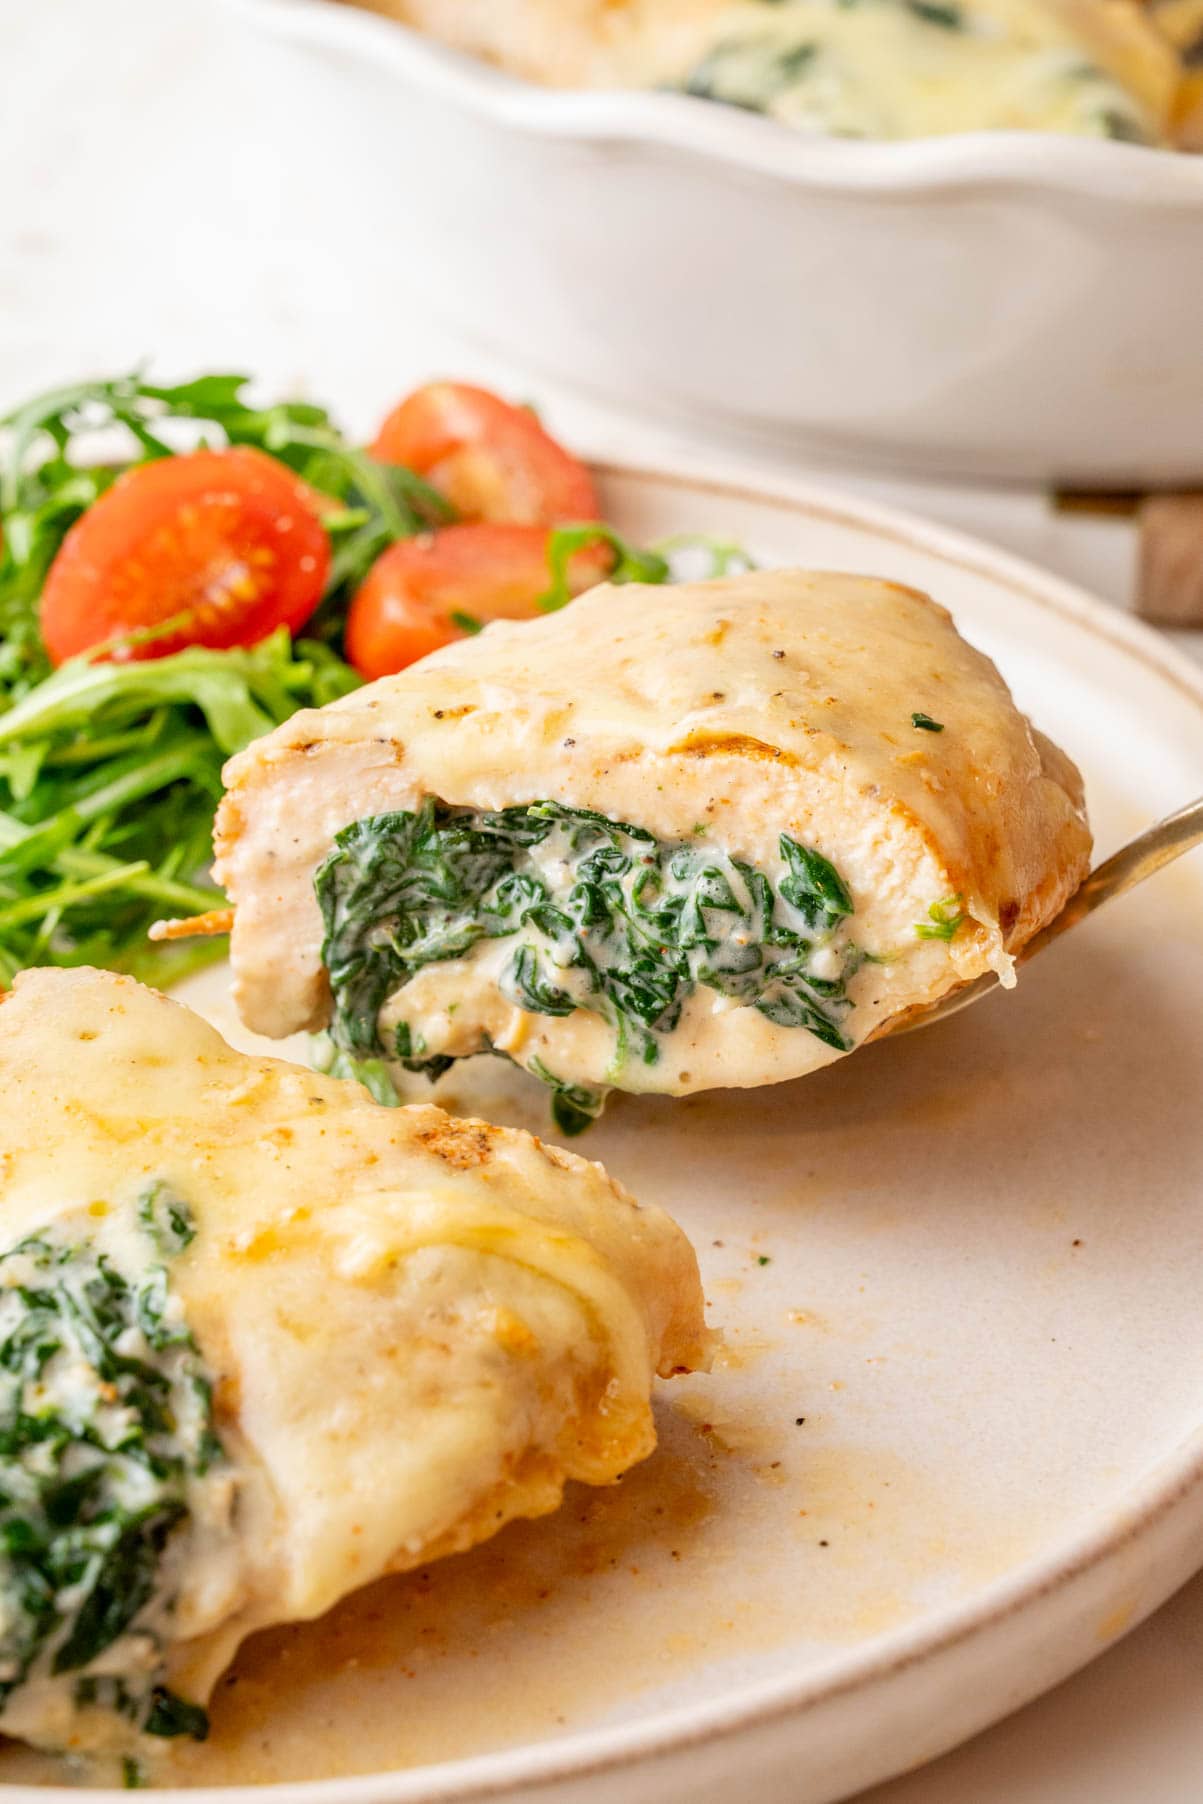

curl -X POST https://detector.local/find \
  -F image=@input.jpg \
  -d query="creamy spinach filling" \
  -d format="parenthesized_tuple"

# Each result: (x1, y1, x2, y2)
(674, 0, 1155, 143)
(315, 800, 861, 1133)
(0, 1184, 222, 1747)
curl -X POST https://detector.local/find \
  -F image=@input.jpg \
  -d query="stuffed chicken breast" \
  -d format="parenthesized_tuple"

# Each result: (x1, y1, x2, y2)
(0, 967, 705, 1762)
(212, 570, 1091, 1132)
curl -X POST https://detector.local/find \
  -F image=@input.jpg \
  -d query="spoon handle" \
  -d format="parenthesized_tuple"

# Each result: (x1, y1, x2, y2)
(1019, 793, 1203, 966)
(891, 795, 1203, 1035)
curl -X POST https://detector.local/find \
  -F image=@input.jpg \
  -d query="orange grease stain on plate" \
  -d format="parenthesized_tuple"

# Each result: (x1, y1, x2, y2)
(0, 1397, 1036, 1790)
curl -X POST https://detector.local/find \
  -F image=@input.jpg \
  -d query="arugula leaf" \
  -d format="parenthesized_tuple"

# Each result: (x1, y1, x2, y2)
(540, 525, 670, 613)
(0, 631, 357, 985)
(0, 633, 337, 755)
(0, 372, 437, 984)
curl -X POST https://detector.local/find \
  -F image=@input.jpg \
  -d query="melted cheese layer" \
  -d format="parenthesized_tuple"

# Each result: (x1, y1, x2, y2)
(345, 0, 1181, 141)
(678, 0, 1178, 141)
(0, 968, 706, 1759)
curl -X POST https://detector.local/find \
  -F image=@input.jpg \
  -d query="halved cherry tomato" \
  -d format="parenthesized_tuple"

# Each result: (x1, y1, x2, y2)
(371, 382, 599, 526)
(40, 447, 330, 665)
(345, 522, 606, 681)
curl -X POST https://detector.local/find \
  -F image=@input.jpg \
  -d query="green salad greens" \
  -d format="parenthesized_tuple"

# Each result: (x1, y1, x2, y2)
(315, 800, 859, 1133)
(0, 372, 451, 984)
(0, 631, 357, 986)
(0, 1184, 224, 1747)
(0, 371, 703, 991)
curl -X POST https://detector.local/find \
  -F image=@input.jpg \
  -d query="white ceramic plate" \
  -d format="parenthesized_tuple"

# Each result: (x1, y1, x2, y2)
(8, 461, 1201, 1803)
(226, 0, 1203, 484)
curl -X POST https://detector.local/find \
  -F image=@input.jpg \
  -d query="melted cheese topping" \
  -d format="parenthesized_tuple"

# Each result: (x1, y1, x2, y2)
(0, 968, 706, 1761)
(678, 0, 1177, 141)
(216, 571, 1091, 1101)
(346, 0, 1182, 142)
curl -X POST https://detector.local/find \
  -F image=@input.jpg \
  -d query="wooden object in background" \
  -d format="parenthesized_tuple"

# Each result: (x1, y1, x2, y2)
(1137, 491, 1203, 624)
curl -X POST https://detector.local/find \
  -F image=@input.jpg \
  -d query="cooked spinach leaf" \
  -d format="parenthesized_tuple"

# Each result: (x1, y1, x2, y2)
(527, 1059, 606, 1138)
(682, 35, 819, 110)
(1099, 106, 1147, 142)
(0, 1190, 223, 1746)
(137, 1181, 196, 1257)
(906, 0, 964, 27)
(315, 800, 860, 1121)
(392, 1021, 456, 1083)
(142, 1688, 211, 1741)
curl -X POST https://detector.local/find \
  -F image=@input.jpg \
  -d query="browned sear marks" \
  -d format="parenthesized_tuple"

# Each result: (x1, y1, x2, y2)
(668, 732, 798, 765)
(415, 1120, 501, 1171)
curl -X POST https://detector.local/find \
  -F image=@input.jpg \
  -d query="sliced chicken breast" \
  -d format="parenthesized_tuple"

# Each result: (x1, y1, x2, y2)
(212, 570, 1091, 1130)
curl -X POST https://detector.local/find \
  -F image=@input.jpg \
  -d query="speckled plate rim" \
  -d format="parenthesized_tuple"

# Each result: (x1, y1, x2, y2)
(31, 457, 1203, 1804)
(225, 0, 1203, 205)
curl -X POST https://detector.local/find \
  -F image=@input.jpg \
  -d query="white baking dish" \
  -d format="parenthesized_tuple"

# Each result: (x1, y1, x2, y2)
(228, 0, 1203, 483)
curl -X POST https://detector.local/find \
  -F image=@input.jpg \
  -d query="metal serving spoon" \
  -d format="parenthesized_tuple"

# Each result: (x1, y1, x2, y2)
(896, 795, 1203, 1034)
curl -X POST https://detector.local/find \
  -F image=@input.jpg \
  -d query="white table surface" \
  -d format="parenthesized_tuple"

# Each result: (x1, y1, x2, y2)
(2, 3, 1202, 1798)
